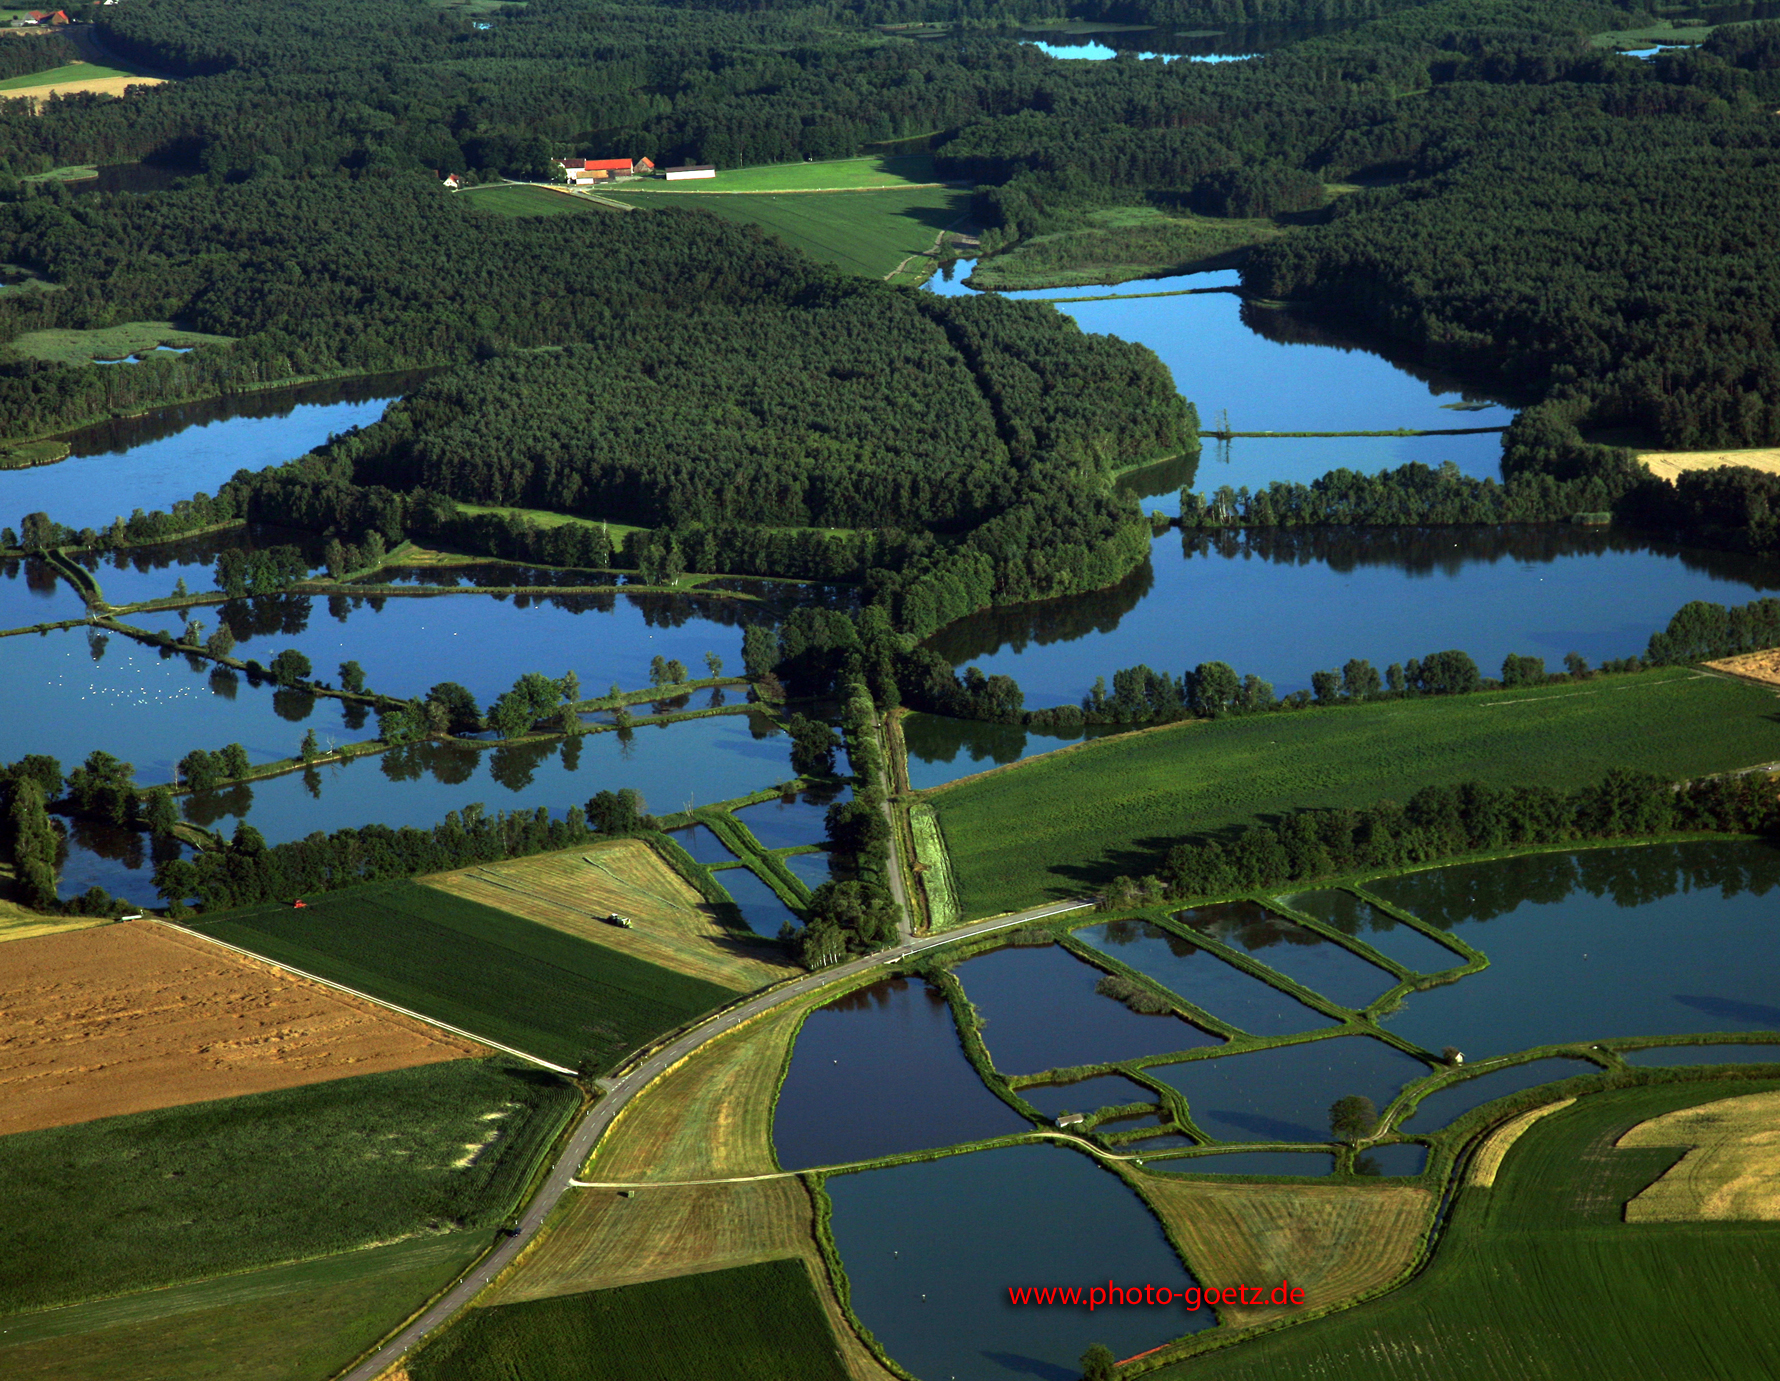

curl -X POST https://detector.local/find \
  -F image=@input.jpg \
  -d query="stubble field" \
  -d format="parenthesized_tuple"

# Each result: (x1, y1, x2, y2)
(0, 919, 482, 1135)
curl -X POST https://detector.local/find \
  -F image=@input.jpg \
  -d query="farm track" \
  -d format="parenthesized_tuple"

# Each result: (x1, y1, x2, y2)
(337, 895, 1094, 1381)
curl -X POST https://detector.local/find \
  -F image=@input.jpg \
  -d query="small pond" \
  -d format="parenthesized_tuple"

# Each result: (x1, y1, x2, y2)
(1622, 1044, 1780, 1068)
(1174, 901, 1399, 1010)
(773, 978, 1031, 1170)
(1396, 1058, 1601, 1133)
(1156, 1151, 1334, 1176)
(732, 784, 852, 850)
(179, 713, 798, 846)
(1018, 1073, 1157, 1119)
(1281, 888, 1466, 974)
(1370, 842, 1780, 1058)
(825, 1143, 1213, 1381)
(1152, 1037, 1431, 1143)
(664, 823, 735, 864)
(955, 944, 1219, 1075)
(1080, 920, 1338, 1037)
(1355, 1143, 1428, 1176)
(9, 375, 414, 533)
(780, 849, 833, 890)
(55, 819, 191, 905)
(719, 866, 801, 937)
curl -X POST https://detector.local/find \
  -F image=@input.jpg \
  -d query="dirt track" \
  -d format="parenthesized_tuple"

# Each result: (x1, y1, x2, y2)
(0, 920, 483, 1135)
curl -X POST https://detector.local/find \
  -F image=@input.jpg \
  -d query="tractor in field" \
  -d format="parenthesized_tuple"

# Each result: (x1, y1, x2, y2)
(603, 912, 633, 928)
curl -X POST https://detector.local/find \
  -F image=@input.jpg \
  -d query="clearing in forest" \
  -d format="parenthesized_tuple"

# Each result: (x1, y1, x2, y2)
(1618, 1089, 1780, 1221)
(1639, 446, 1780, 483)
(0, 919, 481, 1136)
(422, 840, 794, 990)
(8, 320, 233, 366)
(1133, 1175, 1431, 1327)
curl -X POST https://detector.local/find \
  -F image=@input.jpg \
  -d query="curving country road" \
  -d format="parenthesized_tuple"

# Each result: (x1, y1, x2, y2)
(339, 895, 1095, 1381)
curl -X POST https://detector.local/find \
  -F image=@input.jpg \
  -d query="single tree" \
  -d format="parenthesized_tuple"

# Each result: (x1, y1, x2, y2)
(268, 648, 313, 687)
(1329, 1094, 1378, 1143)
(704, 651, 723, 678)
(1081, 1344, 1118, 1381)
(206, 625, 236, 658)
(339, 660, 367, 695)
(300, 729, 319, 763)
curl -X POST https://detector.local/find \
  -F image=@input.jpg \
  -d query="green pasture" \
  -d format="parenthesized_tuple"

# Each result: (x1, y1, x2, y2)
(409, 1259, 849, 1381)
(607, 185, 968, 280)
(192, 880, 737, 1067)
(967, 206, 1285, 290)
(622, 154, 939, 194)
(0, 1057, 573, 1316)
(454, 500, 649, 542)
(0, 1233, 482, 1381)
(1167, 1079, 1780, 1380)
(930, 669, 1780, 917)
(0, 60, 145, 91)
(9, 320, 234, 366)
(459, 183, 602, 217)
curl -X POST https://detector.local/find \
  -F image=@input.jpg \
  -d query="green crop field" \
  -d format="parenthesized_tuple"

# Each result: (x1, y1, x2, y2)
(1165, 1079, 1780, 1380)
(0, 1057, 573, 1316)
(191, 880, 735, 1067)
(930, 669, 1780, 917)
(411, 1259, 850, 1381)
(621, 154, 940, 194)
(0, 1233, 483, 1381)
(0, 60, 144, 91)
(605, 185, 969, 280)
(459, 183, 603, 217)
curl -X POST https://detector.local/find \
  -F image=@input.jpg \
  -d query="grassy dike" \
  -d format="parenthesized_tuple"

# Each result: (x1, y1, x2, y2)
(927, 669, 1780, 917)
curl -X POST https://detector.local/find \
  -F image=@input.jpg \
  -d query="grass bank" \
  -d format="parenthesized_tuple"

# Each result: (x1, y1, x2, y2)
(966, 206, 1286, 291)
(929, 669, 1780, 917)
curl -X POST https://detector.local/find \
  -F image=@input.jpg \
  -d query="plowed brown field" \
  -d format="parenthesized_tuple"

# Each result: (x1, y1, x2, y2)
(0, 920, 483, 1135)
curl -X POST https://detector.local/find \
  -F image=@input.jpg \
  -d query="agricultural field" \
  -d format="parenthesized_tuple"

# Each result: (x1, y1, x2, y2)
(0, 919, 482, 1135)
(8, 319, 233, 365)
(0, 1056, 576, 1315)
(412, 1260, 851, 1381)
(620, 154, 943, 194)
(190, 880, 735, 1069)
(1640, 446, 1780, 483)
(605, 185, 969, 280)
(0, 1232, 483, 1381)
(966, 207, 1286, 291)
(929, 669, 1780, 918)
(1468, 1098, 1574, 1187)
(0, 898, 107, 944)
(908, 801, 959, 929)
(481, 1001, 899, 1379)
(1165, 1080, 1780, 1380)
(1619, 1088, 1780, 1221)
(423, 839, 794, 991)
(458, 182, 604, 217)
(1707, 647, 1780, 688)
(1133, 1174, 1433, 1328)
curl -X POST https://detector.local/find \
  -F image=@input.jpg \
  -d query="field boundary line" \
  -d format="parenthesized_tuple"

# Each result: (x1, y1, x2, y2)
(150, 917, 576, 1075)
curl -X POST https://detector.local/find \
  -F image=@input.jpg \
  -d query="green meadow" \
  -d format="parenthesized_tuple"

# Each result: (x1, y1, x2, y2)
(409, 1259, 850, 1381)
(622, 154, 941, 193)
(607, 185, 968, 280)
(930, 669, 1780, 917)
(192, 880, 737, 1067)
(0, 1233, 483, 1381)
(459, 183, 604, 217)
(0, 1058, 574, 1315)
(1165, 1079, 1780, 1380)
(0, 60, 145, 91)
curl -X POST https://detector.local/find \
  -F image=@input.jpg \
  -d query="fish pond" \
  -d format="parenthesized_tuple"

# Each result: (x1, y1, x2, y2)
(1080, 919, 1338, 1037)
(825, 1143, 1213, 1381)
(0, 558, 85, 627)
(1396, 1057, 1602, 1133)
(1173, 901, 1400, 1011)
(1152, 1037, 1432, 1143)
(955, 943, 1219, 1075)
(1356, 1143, 1429, 1176)
(716, 865, 802, 937)
(732, 787, 850, 850)
(663, 822, 735, 865)
(779, 848, 833, 890)
(773, 978, 1030, 1170)
(1280, 888, 1467, 974)
(5, 375, 412, 533)
(1017, 1072, 1158, 1119)
(179, 712, 800, 845)
(1369, 842, 1780, 1059)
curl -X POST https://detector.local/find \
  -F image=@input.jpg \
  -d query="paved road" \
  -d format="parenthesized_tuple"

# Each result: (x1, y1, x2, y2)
(340, 895, 1095, 1380)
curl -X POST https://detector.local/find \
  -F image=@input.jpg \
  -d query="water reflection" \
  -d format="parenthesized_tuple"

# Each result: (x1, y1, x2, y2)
(1152, 1037, 1429, 1142)
(924, 526, 1780, 706)
(0, 557, 86, 627)
(902, 712, 1130, 791)
(1173, 901, 1398, 1010)
(1281, 889, 1465, 974)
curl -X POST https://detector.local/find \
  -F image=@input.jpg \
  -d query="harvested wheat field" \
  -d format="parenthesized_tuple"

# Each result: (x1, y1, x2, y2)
(1705, 649, 1780, 689)
(0, 920, 483, 1135)
(423, 841, 794, 990)
(1133, 1175, 1432, 1326)
(1470, 1098, 1575, 1187)
(1640, 447, 1780, 484)
(10, 75, 167, 108)
(1619, 1088, 1780, 1222)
